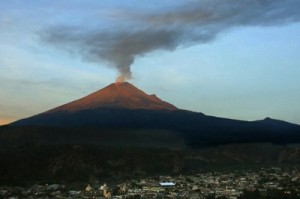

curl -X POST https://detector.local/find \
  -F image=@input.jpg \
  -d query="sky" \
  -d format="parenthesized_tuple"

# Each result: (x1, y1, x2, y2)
(1, 0, 300, 125)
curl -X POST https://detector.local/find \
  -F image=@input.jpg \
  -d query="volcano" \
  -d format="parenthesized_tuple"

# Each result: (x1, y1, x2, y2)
(11, 82, 300, 146)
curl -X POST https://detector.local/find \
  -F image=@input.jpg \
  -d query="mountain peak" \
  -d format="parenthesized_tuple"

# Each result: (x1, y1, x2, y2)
(48, 82, 177, 113)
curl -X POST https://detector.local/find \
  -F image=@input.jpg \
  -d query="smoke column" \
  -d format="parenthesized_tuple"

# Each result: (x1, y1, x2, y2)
(40, 0, 300, 82)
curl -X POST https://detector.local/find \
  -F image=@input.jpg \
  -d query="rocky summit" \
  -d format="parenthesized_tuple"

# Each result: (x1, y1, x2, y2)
(47, 82, 177, 113)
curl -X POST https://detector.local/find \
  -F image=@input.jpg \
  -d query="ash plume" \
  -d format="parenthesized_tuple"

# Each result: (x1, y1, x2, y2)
(40, 0, 300, 82)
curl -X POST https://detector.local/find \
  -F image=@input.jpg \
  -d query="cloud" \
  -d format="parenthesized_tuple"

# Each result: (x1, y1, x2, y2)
(40, 0, 300, 81)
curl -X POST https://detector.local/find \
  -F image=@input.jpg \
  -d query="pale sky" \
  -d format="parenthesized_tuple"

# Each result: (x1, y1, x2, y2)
(1, 0, 300, 125)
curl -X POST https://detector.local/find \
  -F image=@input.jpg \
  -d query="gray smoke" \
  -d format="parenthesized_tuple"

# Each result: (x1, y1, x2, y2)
(40, 0, 300, 82)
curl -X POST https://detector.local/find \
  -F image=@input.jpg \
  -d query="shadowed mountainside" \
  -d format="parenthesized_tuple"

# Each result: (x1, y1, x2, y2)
(1, 125, 300, 185)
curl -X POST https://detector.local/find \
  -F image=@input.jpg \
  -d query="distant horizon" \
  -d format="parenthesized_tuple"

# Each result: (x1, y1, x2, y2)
(1, 1, 300, 125)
